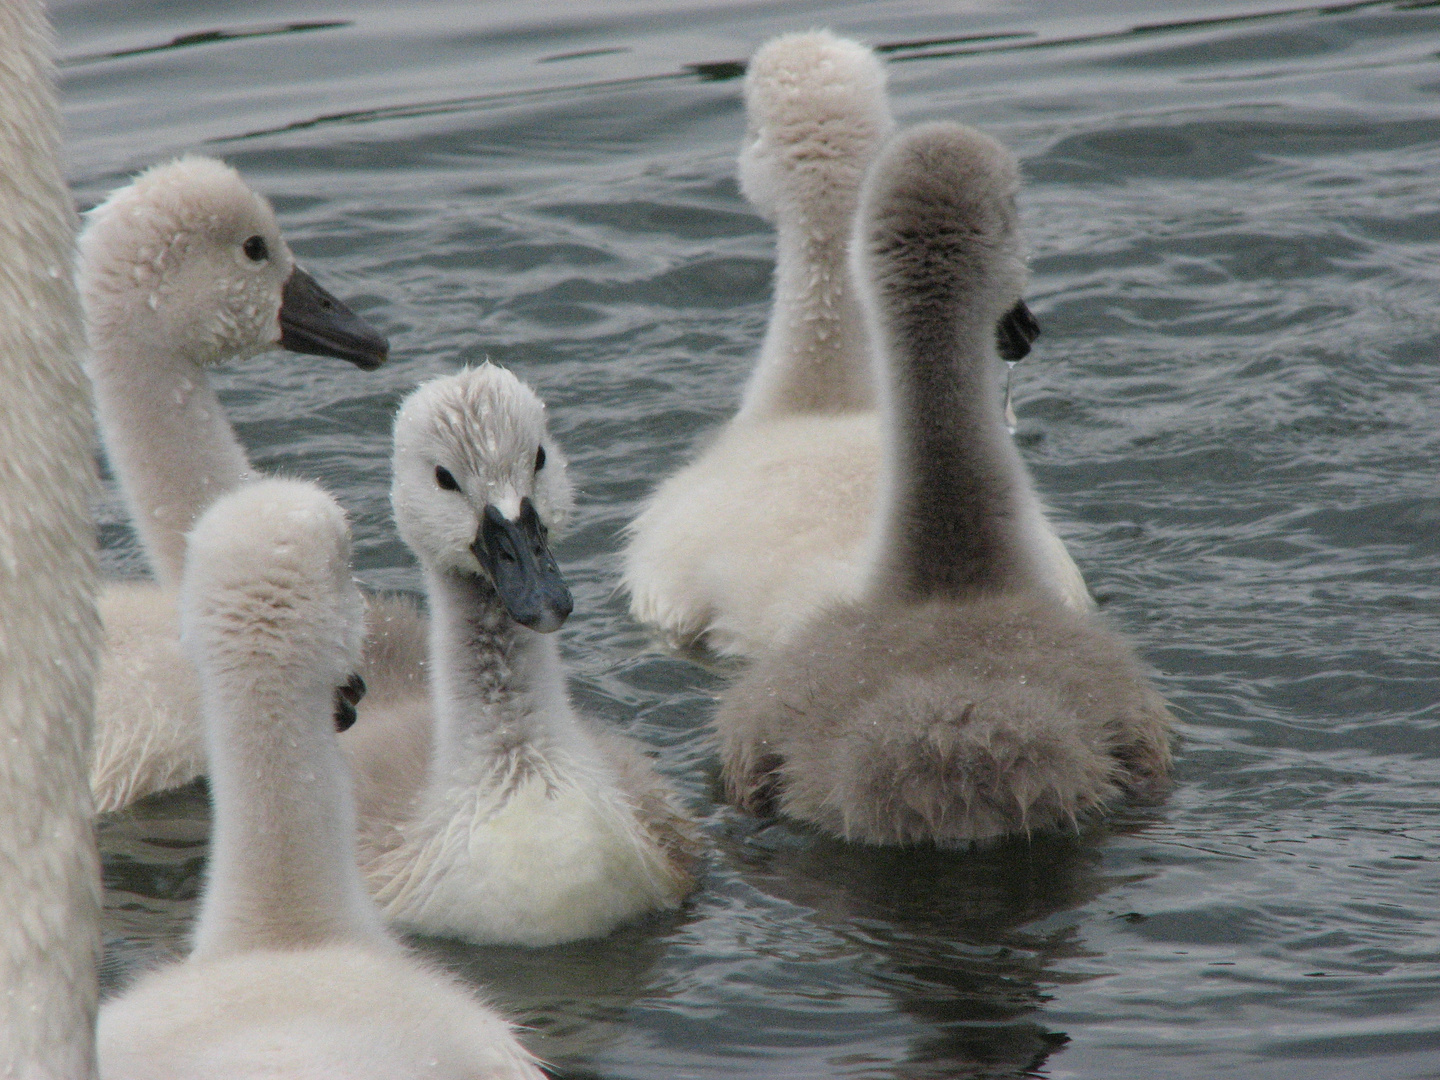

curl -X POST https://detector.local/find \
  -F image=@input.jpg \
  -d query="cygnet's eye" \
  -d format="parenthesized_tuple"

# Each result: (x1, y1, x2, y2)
(434, 465, 460, 491)
(242, 235, 269, 263)
(534, 445, 546, 472)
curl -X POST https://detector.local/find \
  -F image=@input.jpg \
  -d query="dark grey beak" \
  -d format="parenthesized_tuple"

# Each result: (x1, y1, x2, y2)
(470, 498, 572, 633)
(278, 266, 389, 370)
(333, 672, 366, 733)
(995, 299, 1041, 361)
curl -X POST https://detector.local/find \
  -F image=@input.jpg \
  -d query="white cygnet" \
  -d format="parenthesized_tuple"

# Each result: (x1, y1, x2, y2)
(623, 30, 1088, 658)
(97, 479, 542, 1080)
(347, 365, 702, 947)
(78, 156, 406, 812)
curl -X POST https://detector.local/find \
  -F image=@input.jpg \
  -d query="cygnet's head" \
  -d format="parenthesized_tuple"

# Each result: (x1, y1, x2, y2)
(180, 479, 366, 718)
(856, 122, 1030, 334)
(78, 155, 388, 370)
(738, 30, 894, 221)
(392, 365, 574, 633)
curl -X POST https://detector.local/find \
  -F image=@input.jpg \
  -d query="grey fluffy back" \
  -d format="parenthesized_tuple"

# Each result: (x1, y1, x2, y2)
(718, 593, 1173, 845)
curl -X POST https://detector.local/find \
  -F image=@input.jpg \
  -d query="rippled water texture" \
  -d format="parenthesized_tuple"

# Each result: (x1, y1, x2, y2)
(55, 1, 1440, 1076)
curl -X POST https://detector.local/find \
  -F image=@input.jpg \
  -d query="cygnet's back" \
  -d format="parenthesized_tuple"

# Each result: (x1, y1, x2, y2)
(715, 123, 1173, 845)
(98, 479, 540, 1080)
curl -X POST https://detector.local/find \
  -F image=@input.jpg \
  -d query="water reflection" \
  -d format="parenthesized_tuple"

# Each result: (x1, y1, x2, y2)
(414, 914, 689, 1071)
(96, 783, 209, 996)
(215, 69, 712, 144)
(722, 818, 1139, 1078)
(61, 20, 347, 68)
(65, 1, 1432, 149)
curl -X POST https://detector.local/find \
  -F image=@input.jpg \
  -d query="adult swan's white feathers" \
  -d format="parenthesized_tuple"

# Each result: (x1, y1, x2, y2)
(0, 1, 104, 1073)
(716, 123, 1172, 844)
(348, 366, 701, 946)
(98, 479, 542, 1079)
(79, 157, 396, 812)
(623, 31, 1088, 657)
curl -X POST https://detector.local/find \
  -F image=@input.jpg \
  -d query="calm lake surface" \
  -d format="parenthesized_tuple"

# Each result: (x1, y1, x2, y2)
(53, 0, 1440, 1076)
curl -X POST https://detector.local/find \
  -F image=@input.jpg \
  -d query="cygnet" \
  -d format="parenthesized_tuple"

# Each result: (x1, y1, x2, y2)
(715, 122, 1173, 845)
(78, 156, 406, 812)
(623, 31, 1087, 657)
(97, 479, 541, 1079)
(348, 365, 702, 947)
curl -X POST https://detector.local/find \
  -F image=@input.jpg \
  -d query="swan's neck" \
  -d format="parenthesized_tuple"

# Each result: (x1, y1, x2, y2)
(869, 299, 1037, 601)
(738, 212, 875, 422)
(85, 332, 250, 587)
(424, 568, 579, 788)
(0, 1, 103, 1074)
(191, 675, 385, 959)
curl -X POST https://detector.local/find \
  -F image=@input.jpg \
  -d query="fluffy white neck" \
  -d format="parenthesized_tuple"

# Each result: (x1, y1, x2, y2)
(737, 192, 875, 423)
(191, 671, 385, 959)
(85, 326, 250, 587)
(0, 2, 103, 1076)
(423, 568, 580, 789)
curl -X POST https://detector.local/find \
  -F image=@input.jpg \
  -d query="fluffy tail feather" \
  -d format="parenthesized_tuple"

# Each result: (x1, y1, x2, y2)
(799, 679, 1124, 845)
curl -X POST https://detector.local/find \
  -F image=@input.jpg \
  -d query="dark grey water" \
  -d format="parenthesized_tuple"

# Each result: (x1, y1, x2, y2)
(55, 0, 1440, 1076)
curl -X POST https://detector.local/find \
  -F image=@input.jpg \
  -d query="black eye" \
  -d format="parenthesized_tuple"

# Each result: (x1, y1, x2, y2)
(242, 235, 269, 262)
(434, 465, 460, 491)
(534, 445, 546, 472)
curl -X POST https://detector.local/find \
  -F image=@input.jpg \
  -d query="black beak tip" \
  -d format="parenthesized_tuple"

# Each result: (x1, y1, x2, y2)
(341, 672, 367, 706)
(335, 330, 387, 371)
(334, 695, 358, 733)
(516, 588, 573, 634)
(333, 671, 366, 732)
(996, 298, 1041, 362)
(353, 339, 388, 371)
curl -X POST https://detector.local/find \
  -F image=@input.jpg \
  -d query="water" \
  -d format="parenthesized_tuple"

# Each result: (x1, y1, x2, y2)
(53, 0, 1440, 1076)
